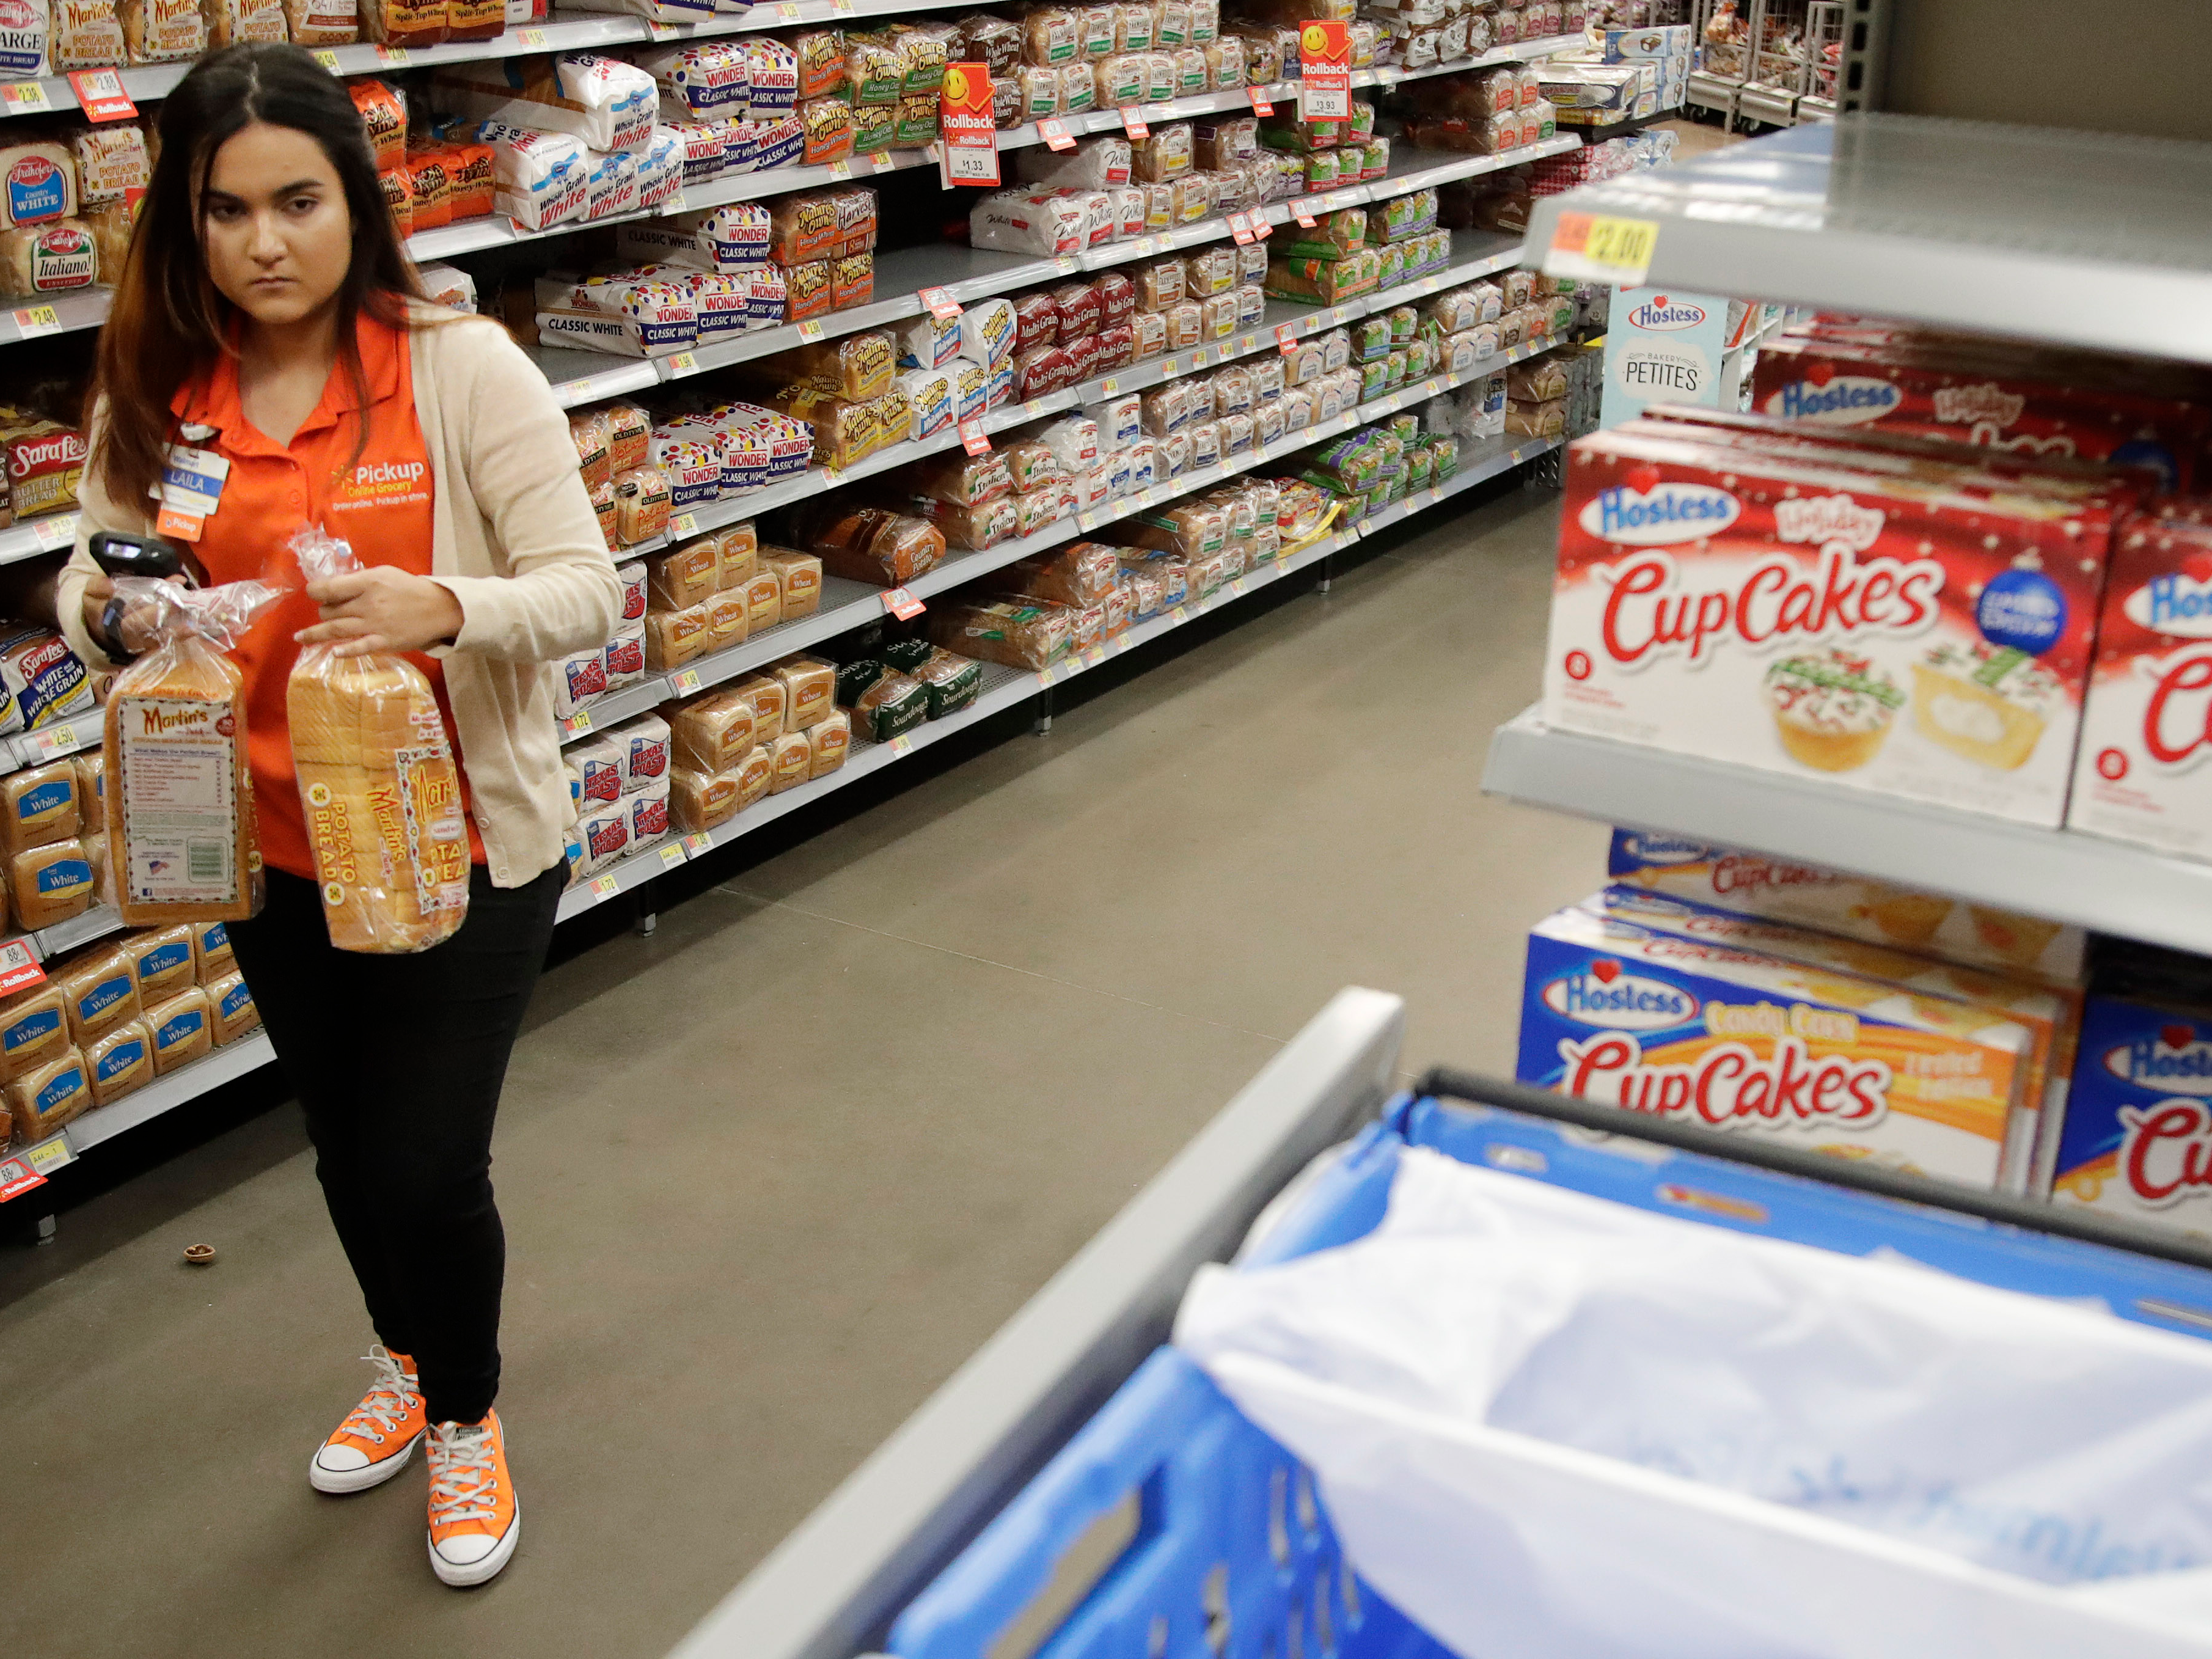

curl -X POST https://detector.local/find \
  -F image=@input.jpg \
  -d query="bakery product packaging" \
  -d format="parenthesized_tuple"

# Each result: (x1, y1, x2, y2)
(1544, 420, 2118, 829)
(1518, 899, 2030, 1190)
(87, 1017, 149, 1107)
(126, 922, 197, 1003)
(7, 1050, 90, 1143)
(0, 980, 67, 1083)
(1606, 828, 2084, 984)
(2068, 508, 2212, 864)
(205, 969, 258, 1046)
(285, 529, 469, 954)
(54, 943, 140, 1047)
(145, 986, 211, 1074)
(2050, 978, 2212, 1235)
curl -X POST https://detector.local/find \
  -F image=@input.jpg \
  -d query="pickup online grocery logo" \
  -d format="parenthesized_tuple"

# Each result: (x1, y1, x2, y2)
(1540, 959, 1697, 1030)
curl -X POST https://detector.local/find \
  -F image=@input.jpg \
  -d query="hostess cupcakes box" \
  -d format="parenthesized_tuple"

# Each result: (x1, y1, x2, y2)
(1545, 420, 2120, 828)
(1584, 884, 2081, 1195)
(1607, 829, 2089, 984)
(2068, 508, 2212, 863)
(2051, 944, 2212, 1236)
(1517, 901, 2034, 1189)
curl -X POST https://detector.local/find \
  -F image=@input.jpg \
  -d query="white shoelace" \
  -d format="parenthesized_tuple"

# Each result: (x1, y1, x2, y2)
(338, 1347, 421, 1445)
(428, 1423, 502, 1527)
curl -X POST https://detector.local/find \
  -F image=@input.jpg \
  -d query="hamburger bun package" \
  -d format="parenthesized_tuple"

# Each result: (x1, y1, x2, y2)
(284, 526, 470, 954)
(104, 569, 288, 928)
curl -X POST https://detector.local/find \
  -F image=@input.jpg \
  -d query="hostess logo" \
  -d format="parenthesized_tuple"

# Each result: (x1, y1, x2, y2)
(1617, 833, 1709, 865)
(2105, 1029, 2212, 1096)
(1762, 376, 1902, 425)
(1625, 296, 1707, 332)
(1540, 961, 1697, 1030)
(1579, 482, 1741, 546)
(2128, 574, 2212, 640)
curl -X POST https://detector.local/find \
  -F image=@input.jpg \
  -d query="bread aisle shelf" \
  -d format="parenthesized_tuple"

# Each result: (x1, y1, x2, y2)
(558, 430, 1558, 920)
(552, 324, 1559, 757)
(544, 222, 1528, 575)
(1481, 706, 2212, 961)
(4, 428, 1555, 1188)
(0, 142, 1570, 566)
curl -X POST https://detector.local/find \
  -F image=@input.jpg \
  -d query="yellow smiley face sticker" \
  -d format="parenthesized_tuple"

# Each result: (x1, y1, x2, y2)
(945, 65, 970, 105)
(1301, 23, 1328, 54)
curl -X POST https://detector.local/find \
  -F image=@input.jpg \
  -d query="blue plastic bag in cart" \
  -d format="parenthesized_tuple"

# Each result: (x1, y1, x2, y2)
(1176, 1146, 2212, 1658)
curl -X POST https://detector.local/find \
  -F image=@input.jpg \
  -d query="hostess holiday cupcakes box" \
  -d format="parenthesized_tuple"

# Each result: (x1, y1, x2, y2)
(1518, 901, 2032, 1188)
(2069, 509, 2212, 863)
(1546, 423, 2115, 827)
(1586, 884, 2081, 1194)
(1607, 829, 2089, 983)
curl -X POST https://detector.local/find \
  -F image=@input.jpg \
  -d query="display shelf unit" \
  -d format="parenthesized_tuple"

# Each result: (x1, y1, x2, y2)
(549, 329, 1560, 756)
(0, 137, 1568, 567)
(0, 26, 1585, 126)
(540, 225, 1531, 581)
(1482, 706, 2212, 959)
(0, 34, 1588, 310)
(559, 430, 1558, 921)
(1525, 114, 2212, 367)
(5, 430, 1553, 1192)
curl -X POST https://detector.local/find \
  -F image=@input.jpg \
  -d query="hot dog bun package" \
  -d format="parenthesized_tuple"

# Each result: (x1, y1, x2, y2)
(103, 568, 288, 928)
(284, 527, 471, 954)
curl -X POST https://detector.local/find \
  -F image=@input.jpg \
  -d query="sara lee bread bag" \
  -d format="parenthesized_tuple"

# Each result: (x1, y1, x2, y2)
(103, 572, 287, 928)
(286, 527, 471, 953)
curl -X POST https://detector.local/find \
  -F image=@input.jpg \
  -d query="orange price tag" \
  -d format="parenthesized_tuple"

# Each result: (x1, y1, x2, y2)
(921, 285, 961, 320)
(1039, 116, 1075, 151)
(959, 418, 991, 455)
(1121, 104, 1149, 140)
(65, 68, 134, 121)
(1250, 85, 1275, 116)
(882, 587, 927, 620)
(1228, 211, 1254, 245)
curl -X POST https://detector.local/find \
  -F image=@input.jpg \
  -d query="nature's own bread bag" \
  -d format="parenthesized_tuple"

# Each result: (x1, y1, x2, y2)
(104, 574, 285, 927)
(285, 527, 469, 954)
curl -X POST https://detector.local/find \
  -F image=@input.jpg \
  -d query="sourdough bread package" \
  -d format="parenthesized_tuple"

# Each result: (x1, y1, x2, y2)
(286, 527, 471, 954)
(104, 573, 288, 926)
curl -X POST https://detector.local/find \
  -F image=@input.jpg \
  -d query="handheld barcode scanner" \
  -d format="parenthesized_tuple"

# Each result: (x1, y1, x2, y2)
(87, 529, 199, 586)
(86, 530, 205, 664)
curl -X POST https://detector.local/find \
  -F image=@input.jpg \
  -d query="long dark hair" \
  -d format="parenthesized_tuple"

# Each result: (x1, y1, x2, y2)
(91, 41, 427, 510)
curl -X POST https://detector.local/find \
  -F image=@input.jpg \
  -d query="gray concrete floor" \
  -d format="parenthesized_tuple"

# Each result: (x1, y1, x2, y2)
(0, 482, 1603, 1659)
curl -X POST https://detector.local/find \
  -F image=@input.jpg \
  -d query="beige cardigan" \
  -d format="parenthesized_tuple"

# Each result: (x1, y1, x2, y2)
(57, 308, 621, 889)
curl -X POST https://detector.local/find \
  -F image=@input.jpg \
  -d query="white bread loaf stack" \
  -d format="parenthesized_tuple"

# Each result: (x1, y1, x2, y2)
(289, 652, 471, 954)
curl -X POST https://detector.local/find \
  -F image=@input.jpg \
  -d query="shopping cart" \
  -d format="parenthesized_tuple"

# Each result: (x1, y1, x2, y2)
(670, 990, 2212, 1659)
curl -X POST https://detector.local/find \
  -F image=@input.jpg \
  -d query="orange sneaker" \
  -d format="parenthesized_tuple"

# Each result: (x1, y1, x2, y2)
(425, 1408, 520, 1586)
(309, 1347, 425, 1495)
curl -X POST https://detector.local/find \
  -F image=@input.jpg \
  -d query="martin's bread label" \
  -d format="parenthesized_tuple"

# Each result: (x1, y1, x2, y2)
(1545, 422, 2115, 828)
(1518, 900, 2029, 1190)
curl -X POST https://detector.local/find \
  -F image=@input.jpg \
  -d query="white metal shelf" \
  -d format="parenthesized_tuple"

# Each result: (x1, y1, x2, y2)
(1526, 112, 2212, 367)
(1481, 706, 2212, 958)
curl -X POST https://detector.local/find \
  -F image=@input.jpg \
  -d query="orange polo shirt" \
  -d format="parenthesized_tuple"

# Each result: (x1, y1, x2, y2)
(172, 313, 487, 881)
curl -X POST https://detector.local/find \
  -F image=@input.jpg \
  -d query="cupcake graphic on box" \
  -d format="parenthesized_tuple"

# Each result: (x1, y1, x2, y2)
(1762, 647, 1903, 772)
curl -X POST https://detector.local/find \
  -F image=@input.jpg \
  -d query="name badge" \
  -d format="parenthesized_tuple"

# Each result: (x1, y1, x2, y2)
(159, 445, 230, 519)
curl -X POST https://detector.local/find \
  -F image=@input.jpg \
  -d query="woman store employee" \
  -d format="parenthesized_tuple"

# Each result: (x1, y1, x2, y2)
(56, 42, 619, 1588)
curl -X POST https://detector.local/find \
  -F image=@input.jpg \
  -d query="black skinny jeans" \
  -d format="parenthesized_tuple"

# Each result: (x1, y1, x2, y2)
(227, 863, 564, 1426)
